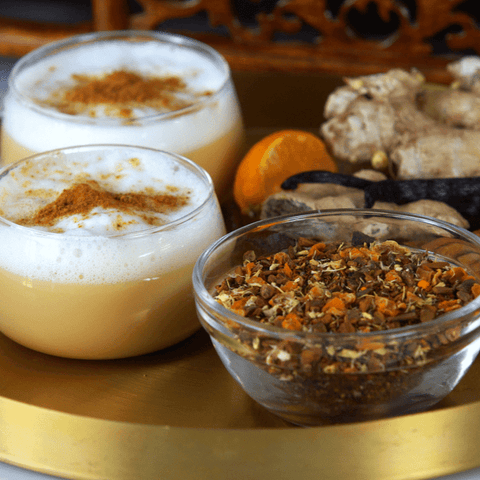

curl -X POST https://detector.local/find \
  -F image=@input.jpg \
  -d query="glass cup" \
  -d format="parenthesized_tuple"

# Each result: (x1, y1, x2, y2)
(0, 144, 226, 359)
(0, 30, 244, 199)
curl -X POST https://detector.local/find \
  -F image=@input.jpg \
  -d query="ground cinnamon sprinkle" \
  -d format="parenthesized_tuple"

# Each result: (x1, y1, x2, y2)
(66, 71, 186, 105)
(19, 180, 189, 228)
(47, 69, 210, 118)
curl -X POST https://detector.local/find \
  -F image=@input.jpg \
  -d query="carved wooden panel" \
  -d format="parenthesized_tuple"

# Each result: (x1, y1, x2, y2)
(1, 0, 479, 82)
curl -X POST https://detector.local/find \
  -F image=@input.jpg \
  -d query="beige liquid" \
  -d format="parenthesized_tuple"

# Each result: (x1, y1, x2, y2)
(0, 130, 33, 166)
(0, 120, 244, 199)
(0, 264, 199, 359)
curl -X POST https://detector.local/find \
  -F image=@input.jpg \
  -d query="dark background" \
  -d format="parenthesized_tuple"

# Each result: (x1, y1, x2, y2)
(1, 0, 479, 107)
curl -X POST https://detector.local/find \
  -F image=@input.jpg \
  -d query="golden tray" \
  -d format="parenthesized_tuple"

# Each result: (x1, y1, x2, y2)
(1, 72, 480, 480)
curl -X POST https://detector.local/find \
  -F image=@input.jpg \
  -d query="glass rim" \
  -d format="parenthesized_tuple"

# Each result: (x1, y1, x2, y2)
(7, 29, 233, 125)
(193, 208, 480, 341)
(0, 143, 215, 239)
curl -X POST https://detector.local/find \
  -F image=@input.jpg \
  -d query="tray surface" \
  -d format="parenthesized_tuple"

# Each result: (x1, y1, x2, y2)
(0, 328, 289, 429)
(2, 324, 480, 480)
(2, 72, 480, 480)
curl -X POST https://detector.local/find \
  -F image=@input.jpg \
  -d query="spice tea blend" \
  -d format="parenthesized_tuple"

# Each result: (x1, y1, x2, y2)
(213, 237, 480, 422)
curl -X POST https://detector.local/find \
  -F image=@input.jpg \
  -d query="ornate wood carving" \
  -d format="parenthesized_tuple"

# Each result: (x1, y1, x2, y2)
(1, 0, 479, 82)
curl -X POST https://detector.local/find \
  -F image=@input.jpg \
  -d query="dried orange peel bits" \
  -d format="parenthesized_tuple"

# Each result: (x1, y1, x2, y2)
(233, 129, 338, 215)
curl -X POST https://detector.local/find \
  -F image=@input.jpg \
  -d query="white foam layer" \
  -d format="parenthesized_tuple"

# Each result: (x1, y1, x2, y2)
(0, 146, 226, 283)
(17, 41, 225, 99)
(0, 148, 207, 230)
(3, 36, 240, 153)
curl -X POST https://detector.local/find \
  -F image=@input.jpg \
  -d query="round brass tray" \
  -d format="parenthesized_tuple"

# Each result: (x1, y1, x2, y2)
(2, 326, 480, 480)
(2, 72, 480, 480)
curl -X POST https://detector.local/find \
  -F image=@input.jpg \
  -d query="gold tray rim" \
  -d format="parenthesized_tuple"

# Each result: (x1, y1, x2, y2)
(2, 392, 480, 480)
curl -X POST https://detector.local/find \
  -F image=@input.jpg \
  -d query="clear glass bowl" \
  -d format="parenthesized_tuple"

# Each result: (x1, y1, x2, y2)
(193, 209, 480, 426)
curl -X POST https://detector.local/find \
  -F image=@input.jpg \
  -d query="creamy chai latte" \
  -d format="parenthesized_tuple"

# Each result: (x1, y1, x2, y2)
(0, 145, 226, 359)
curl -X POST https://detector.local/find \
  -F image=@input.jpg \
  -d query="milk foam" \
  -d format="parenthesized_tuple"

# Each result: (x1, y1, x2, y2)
(18, 41, 224, 98)
(3, 35, 240, 153)
(0, 146, 225, 283)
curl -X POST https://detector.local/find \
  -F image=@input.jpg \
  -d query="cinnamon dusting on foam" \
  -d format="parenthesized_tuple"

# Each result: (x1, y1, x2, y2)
(18, 180, 190, 230)
(42, 69, 213, 119)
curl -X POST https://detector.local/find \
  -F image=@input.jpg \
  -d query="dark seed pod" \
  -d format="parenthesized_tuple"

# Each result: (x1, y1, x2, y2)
(281, 171, 372, 190)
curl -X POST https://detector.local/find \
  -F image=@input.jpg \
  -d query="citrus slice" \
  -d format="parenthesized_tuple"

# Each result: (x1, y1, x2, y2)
(233, 129, 338, 215)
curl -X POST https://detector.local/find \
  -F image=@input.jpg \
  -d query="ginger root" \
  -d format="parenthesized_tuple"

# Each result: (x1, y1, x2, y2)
(320, 60, 480, 179)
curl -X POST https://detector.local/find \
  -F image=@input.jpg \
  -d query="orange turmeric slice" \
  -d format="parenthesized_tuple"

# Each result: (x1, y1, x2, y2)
(375, 296, 401, 317)
(233, 130, 338, 215)
(417, 279, 431, 290)
(322, 297, 347, 316)
(281, 313, 303, 331)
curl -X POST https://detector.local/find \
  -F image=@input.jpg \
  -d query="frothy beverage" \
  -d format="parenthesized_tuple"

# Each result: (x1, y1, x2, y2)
(1, 31, 244, 198)
(0, 145, 226, 359)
